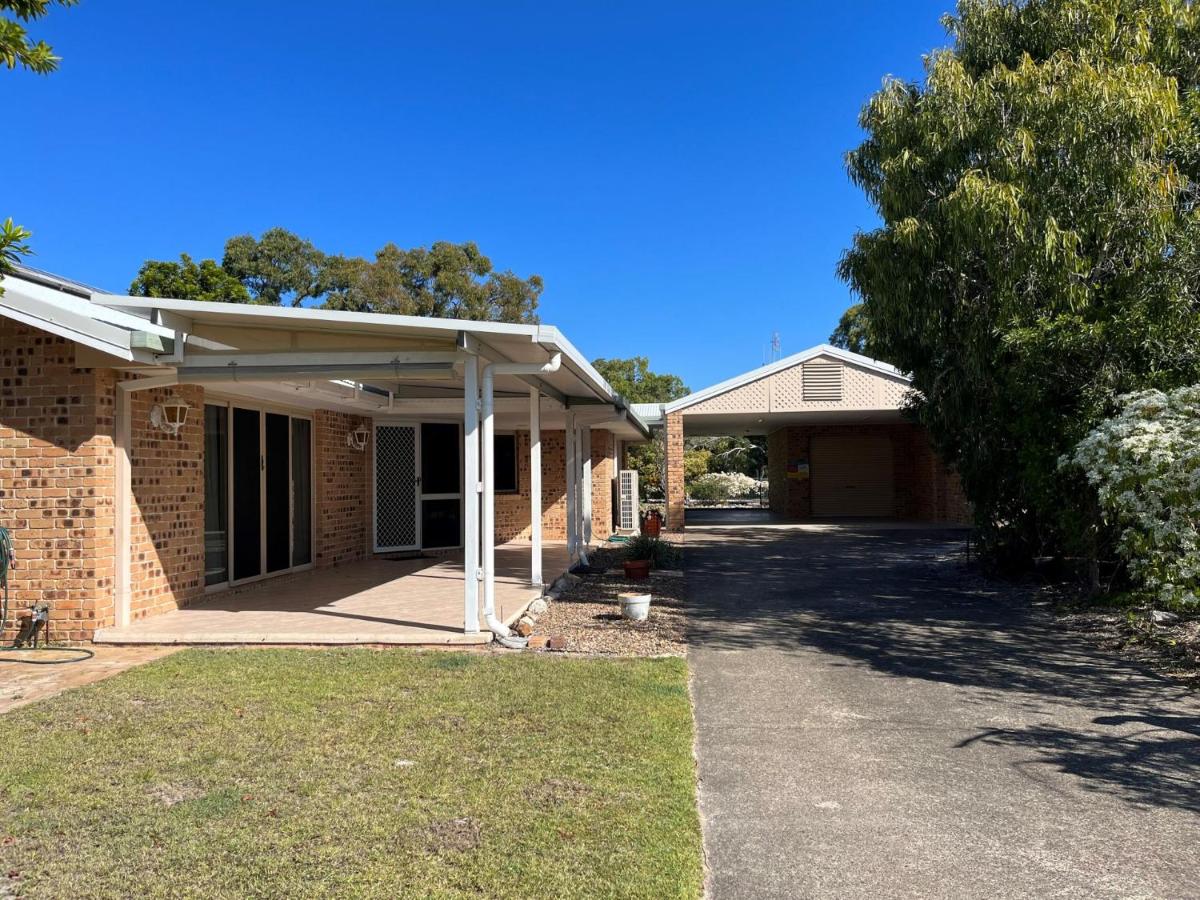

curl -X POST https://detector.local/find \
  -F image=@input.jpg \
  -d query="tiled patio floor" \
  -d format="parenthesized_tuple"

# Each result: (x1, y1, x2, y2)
(94, 542, 570, 646)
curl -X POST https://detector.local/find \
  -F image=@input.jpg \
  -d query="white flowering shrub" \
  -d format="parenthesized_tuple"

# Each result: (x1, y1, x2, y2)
(1066, 386, 1200, 607)
(687, 471, 766, 502)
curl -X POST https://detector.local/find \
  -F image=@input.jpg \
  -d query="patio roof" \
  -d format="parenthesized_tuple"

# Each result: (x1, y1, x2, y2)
(0, 265, 650, 440)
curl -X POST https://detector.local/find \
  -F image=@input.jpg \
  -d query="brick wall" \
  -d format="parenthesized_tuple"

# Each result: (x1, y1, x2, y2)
(127, 382, 205, 620)
(589, 429, 615, 540)
(766, 422, 970, 523)
(314, 410, 371, 566)
(0, 321, 116, 642)
(494, 428, 613, 543)
(664, 412, 685, 529)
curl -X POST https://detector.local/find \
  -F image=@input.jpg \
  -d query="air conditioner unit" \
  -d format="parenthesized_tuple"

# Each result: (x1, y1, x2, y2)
(617, 469, 639, 531)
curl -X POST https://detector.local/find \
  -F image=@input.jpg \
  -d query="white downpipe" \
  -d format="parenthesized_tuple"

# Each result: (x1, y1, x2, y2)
(576, 423, 591, 567)
(462, 355, 481, 634)
(529, 388, 543, 588)
(565, 412, 577, 565)
(580, 425, 593, 555)
(482, 353, 561, 643)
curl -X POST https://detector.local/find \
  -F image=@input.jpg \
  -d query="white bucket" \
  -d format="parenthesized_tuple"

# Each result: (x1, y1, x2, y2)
(620, 592, 651, 622)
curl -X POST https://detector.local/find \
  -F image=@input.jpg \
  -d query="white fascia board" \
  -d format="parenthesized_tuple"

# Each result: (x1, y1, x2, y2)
(534, 324, 651, 438)
(91, 293, 542, 340)
(664, 344, 911, 414)
(0, 277, 139, 361)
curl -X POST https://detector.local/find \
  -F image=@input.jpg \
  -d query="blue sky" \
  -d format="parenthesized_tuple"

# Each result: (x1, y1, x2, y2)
(11, 1, 951, 390)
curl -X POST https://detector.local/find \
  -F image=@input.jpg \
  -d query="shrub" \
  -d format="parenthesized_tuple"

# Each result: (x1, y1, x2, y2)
(1065, 387, 1200, 608)
(687, 471, 763, 502)
(626, 535, 682, 568)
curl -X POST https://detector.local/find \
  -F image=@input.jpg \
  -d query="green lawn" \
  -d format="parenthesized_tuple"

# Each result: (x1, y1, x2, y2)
(0, 650, 702, 899)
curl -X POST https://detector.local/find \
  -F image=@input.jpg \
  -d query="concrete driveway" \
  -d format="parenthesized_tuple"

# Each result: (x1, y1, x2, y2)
(686, 514, 1200, 899)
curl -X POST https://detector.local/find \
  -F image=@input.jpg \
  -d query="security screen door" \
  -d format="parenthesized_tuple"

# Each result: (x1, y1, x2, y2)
(374, 424, 420, 551)
(374, 423, 462, 552)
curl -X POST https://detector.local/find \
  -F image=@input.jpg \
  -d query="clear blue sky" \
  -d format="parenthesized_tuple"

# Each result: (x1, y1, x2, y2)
(11, 1, 951, 390)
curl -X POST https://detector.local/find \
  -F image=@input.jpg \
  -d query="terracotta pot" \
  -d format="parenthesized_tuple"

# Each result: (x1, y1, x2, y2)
(642, 510, 663, 538)
(623, 559, 651, 581)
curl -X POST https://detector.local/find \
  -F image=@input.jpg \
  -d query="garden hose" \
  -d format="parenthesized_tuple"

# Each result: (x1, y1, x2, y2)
(0, 526, 93, 664)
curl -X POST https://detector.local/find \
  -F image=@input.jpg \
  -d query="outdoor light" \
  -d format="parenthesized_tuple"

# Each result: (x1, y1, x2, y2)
(346, 425, 369, 452)
(149, 399, 191, 435)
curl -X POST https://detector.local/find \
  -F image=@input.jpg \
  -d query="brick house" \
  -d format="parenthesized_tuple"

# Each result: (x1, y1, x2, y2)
(0, 267, 649, 646)
(632, 345, 970, 530)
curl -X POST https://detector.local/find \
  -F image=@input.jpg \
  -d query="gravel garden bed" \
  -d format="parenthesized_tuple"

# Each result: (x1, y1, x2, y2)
(522, 543, 688, 657)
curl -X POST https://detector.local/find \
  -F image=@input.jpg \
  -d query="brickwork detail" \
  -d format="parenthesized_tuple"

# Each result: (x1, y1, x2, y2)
(314, 410, 370, 566)
(0, 321, 116, 642)
(494, 429, 613, 543)
(127, 383, 205, 620)
(664, 413, 685, 529)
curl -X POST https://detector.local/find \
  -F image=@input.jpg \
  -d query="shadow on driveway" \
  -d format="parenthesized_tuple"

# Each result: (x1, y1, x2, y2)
(686, 523, 1200, 898)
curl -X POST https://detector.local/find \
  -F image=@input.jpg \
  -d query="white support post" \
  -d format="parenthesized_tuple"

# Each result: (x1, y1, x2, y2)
(580, 425, 593, 550)
(565, 411, 577, 565)
(481, 364, 497, 627)
(529, 388, 543, 587)
(463, 355, 481, 634)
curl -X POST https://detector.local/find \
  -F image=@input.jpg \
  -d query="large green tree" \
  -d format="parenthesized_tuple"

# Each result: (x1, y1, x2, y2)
(1, 0, 77, 292)
(222, 227, 327, 306)
(129, 254, 250, 302)
(131, 231, 542, 323)
(324, 240, 541, 323)
(592, 356, 689, 404)
(828, 303, 874, 356)
(839, 0, 1200, 562)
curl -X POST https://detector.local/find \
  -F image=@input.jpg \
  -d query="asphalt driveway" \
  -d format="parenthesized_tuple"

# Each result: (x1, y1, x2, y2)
(686, 515, 1200, 899)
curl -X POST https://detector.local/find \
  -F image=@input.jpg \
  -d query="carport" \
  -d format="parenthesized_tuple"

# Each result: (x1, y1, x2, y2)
(635, 345, 970, 529)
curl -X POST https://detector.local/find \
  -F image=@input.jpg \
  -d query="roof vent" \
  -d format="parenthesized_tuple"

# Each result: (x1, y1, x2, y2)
(802, 360, 843, 402)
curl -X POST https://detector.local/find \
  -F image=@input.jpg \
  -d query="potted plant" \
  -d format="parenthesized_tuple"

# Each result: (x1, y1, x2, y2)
(641, 508, 663, 538)
(623, 534, 680, 580)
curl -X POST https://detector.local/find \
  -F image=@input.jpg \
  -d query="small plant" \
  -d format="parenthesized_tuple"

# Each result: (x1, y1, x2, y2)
(626, 534, 681, 569)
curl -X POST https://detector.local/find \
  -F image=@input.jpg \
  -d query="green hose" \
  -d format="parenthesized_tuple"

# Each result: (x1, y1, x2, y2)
(0, 525, 93, 664)
(0, 525, 12, 640)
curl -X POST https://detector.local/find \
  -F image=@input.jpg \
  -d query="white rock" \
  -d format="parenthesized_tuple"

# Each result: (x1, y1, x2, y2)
(529, 598, 549, 616)
(1150, 609, 1180, 625)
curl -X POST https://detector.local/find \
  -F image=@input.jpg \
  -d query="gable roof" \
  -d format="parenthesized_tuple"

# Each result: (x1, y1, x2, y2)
(663, 344, 909, 415)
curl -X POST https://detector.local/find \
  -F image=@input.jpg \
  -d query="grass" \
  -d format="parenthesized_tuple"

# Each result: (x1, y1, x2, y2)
(0, 650, 702, 899)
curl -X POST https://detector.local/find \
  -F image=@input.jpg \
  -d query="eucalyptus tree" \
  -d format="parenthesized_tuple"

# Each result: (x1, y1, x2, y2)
(840, 0, 1200, 562)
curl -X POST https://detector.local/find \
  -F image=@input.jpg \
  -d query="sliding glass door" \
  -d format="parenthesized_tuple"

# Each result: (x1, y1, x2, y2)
(232, 407, 262, 581)
(205, 402, 313, 589)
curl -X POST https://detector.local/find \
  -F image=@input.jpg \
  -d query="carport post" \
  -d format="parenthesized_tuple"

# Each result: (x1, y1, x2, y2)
(565, 410, 578, 564)
(529, 387, 543, 587)
(462, 355, 481, 634)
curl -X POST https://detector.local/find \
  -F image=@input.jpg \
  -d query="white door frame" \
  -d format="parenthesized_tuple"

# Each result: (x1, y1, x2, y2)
(373, 419, 466, 552)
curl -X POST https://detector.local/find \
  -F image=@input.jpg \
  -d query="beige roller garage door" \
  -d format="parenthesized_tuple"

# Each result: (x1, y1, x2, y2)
(811, 435, 895, 517)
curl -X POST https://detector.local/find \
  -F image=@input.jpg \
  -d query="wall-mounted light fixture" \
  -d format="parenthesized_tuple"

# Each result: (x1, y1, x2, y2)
(149, 399, 191, 435)
(346, 424, 369, 452)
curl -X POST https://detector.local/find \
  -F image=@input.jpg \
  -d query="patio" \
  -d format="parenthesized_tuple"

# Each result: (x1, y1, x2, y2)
(94, 542, 571, 646)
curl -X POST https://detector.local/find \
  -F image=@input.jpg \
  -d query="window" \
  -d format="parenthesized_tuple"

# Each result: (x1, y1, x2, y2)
(495, 433, 519, 493)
